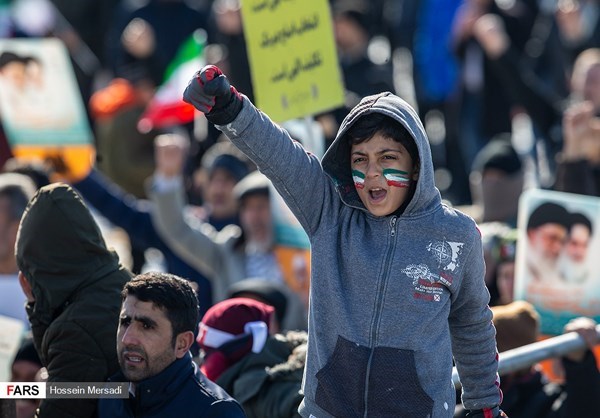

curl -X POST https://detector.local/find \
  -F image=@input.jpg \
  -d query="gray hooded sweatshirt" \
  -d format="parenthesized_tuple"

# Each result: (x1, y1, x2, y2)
(216, 92, 501, 418)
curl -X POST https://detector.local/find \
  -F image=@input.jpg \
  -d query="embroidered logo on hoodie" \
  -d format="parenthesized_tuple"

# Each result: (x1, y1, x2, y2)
(426, 240, 464, 271)
(402, 264, 446, 302)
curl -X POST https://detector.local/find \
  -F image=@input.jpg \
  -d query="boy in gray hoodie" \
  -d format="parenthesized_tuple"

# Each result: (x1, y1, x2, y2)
(183, 65, 505, 418)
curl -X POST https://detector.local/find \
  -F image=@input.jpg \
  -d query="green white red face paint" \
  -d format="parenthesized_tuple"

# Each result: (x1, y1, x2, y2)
(352, 169, 365, 189)
(383, 168, 410, 188)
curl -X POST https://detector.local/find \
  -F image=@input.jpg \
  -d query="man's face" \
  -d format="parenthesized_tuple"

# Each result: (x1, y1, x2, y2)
(117, 296, 177, 382)
(240, 194, 272, 244)
(204, 168, 238, 219)
(350, 133, 417, 217)
(528, 223, 568, 262)
(565, 223, 591, 263)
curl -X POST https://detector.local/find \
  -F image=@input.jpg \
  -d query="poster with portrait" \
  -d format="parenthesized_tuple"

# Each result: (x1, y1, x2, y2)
(514, 188, 600, 335)
(0, 38, 94, 181)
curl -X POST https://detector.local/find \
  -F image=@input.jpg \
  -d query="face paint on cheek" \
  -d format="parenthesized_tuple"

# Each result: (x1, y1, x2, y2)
(352, 169, 365, 189)
(383, 169, 411, 188)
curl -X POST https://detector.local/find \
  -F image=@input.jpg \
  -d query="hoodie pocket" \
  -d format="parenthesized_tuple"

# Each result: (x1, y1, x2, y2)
(367, 346, 434, 417)
(315, 335, 370, 418)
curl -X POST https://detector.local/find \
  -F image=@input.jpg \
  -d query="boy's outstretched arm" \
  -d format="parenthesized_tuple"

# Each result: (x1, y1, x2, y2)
(183, 65, 338, 236)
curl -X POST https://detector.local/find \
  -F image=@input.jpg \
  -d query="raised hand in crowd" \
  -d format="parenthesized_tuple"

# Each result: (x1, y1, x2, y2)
(472, 13, 510, 59)
(561, 100, 600, 164)
(563, 316, 599, 362)
(153, 133, 189, 179)
(183, 65, 243, 125)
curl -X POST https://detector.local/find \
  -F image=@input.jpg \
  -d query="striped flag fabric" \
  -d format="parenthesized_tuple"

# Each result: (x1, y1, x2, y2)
(383, 168, 410, 187)
(137, 30, 206, 133)
(352, 169, 365, 189)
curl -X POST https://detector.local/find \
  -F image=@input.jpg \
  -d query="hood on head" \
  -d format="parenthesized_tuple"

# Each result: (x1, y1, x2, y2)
(15, 183, 122, 314)
(321, 92, 440, 215)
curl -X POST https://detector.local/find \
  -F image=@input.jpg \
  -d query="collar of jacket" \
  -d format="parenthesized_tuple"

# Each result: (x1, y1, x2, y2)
(110, 352, 196, 411)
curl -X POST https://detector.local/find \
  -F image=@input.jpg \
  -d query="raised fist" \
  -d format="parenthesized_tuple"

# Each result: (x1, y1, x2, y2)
(183, 65, 243, 125)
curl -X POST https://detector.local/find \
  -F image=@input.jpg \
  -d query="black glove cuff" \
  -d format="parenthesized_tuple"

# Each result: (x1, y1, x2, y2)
(465, 405, 501, 417)
(206, 90, 243, 126)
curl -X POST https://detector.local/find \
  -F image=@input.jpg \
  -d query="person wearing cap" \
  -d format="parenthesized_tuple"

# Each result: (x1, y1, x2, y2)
(98, 272, 246, 418)
(150, 140, 309, 332)
(195, 140, 251, 230)
(526, 202, 571, 283)
(198, 297, 306, 418)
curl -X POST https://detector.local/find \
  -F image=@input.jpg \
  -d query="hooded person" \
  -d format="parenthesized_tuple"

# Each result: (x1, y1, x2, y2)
(15, 183, 131, 418)
(181, 66, 505, 418)
(198, 297, 306, 418)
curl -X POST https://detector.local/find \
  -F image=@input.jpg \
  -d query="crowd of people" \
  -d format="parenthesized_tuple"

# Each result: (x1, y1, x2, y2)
(1, 0, 600, 417)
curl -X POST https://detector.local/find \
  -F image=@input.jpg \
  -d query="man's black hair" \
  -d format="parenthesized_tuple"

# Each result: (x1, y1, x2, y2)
(122, 272, 199, 345)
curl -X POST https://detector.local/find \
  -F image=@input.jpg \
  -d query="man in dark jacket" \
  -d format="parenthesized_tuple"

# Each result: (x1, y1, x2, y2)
(98, 272, 246, 418)
(15, 183, 132, 418)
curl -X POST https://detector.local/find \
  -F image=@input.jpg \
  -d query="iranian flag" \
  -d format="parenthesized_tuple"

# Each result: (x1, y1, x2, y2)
(383, 169, 410, 187)
(137, 30, 205, 133)
(352, 170, 365, 189)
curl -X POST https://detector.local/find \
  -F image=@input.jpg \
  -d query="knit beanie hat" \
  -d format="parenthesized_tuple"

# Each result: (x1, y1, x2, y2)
(492, 301, 540, 353)
(198, 297, 274, 381)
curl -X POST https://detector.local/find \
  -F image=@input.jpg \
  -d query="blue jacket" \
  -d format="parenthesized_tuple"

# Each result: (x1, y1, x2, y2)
(74, 169, 214, 314)
(215, 92, 502, 417)
(98, 353, 246, 418)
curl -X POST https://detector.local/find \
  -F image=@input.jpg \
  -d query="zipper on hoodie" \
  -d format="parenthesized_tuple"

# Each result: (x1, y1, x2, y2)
(363, 215, 398, 417)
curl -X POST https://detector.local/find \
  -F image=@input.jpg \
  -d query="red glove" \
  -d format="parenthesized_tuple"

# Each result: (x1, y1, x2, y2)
(465, 406, 508, 418)
(183, 65, 243, 125)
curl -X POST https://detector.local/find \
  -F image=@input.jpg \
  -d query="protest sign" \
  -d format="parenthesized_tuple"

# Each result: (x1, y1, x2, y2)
(0, 38, 94, 181)
(241, 0, 344, 122)
(514, 188, 600, 335)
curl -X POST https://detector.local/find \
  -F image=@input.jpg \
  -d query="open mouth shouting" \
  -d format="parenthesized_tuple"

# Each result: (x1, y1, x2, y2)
(368, 187, 387, 203)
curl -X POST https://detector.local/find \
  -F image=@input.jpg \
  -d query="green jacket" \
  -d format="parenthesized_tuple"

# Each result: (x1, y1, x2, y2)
(216, 330, 307, 418)
(15, 183, 131, 418)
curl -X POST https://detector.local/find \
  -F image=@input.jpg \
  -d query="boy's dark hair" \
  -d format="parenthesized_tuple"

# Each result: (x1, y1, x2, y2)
(122, 272, 199, 344)
(345, 113, 419, 172)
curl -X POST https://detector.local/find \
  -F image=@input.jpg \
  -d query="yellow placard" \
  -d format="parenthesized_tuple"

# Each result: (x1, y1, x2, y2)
(241, 0, 344, 122)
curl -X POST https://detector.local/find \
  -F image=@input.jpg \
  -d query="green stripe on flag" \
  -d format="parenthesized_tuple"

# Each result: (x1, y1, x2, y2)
(163, 30, 206, 82)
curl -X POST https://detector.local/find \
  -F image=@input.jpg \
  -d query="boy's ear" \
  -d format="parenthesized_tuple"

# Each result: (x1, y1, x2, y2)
(412, 166, 420, 180)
